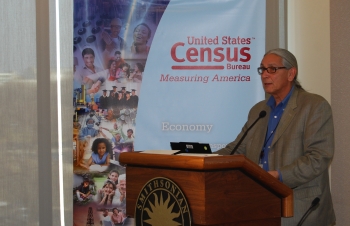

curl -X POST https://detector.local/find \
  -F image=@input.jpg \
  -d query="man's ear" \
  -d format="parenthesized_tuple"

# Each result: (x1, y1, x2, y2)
(288, 67, 297, 81)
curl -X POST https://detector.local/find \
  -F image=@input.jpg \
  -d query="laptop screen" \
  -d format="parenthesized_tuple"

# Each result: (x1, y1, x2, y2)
(170, 142, 212, 154)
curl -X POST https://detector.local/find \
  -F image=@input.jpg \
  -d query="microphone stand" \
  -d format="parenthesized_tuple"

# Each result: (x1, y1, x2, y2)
(296, 197, 320, 226)
(230, 110, 266, 155)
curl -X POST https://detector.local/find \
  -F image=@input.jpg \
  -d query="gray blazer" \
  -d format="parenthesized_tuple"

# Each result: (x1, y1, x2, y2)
(217, 87, 336, 226)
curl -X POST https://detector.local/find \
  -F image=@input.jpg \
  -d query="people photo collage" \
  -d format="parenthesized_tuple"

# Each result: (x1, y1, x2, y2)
(72, 0, 168, 225)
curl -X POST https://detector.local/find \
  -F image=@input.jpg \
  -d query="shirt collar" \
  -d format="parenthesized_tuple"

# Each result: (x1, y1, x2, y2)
(83, 65, 95, 70)
(266, 86, 295, 109)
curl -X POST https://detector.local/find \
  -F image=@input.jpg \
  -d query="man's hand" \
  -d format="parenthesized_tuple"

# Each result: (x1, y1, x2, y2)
(268, 170, 279, 179)
(101, 30, 112, 45)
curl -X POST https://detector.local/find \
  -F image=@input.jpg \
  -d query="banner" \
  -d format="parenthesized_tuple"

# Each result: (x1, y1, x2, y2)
(73, 1, 170, 225)
(72, 0, 265, 225)
(135, 0, 265, 152)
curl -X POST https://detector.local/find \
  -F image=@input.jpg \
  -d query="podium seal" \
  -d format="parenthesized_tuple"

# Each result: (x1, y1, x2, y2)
(135, 177, 191, 226)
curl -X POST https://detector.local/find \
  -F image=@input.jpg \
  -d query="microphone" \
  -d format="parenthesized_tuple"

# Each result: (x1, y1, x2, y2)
(230, 110, 266, 155)
(296, 197, 320, 226)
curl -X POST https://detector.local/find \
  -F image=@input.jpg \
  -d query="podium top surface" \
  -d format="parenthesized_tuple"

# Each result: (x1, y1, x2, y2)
(120, 152, 250, 170)
(120, 152, 292, 197)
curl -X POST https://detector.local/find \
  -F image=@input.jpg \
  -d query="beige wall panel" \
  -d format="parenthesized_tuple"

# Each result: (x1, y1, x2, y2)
(330, 1, 350, 225)
(288, 0, 331, 102)
(289, 0, 350, 225)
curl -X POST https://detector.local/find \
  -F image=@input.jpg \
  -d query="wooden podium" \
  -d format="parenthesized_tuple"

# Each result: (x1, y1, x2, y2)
(119, 152, 293, 226)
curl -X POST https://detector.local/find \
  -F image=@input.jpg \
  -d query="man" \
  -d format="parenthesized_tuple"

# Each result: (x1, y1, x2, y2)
(130, 89, 139, 109)
(113, 51, 126, 69)
(79, 118, 99, 139)
(112, 133, 124, 146)
(112, 85, 118, 95)
(101, 122, 123, 137)
(120, 87, 127, 101)
(121, 129, 134, 143)
(217, 48, 335, 226)
(113, 174, 126, 209)
(101, 18, 125, 68)
(74, 48, 103, 86)
(76, 177, 91, 202)
(101, 209, 113, 226)
(123, 91, 132, 109)
(115, 91, 125, 111)
(99, 90, 109, 109)
(107, 90, 116, 109)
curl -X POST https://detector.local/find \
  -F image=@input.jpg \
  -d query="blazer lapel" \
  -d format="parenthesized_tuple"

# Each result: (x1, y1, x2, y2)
(271, 88, 299, 147)
(248, 105, 270, 163)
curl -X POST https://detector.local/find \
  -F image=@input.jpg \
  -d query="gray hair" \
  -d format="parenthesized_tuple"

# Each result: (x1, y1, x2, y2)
(265, 48, 302, 89)
(118, 174, 126, 181)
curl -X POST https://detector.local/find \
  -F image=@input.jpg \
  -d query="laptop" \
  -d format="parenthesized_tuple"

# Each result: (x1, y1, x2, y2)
(170, 142, 212, 154)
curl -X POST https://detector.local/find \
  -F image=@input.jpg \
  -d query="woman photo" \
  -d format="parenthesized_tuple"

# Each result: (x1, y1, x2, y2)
(106, 60, 118, 81)
(95, 179, 116, 206)
(116, 63, 130, 83)
(129, 62, 144, 83)
(107, 169, 119, 186)
(130, 23, 152, 57)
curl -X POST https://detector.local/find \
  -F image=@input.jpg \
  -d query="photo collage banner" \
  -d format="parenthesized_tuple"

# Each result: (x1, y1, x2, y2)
(72, 0, 265, 225)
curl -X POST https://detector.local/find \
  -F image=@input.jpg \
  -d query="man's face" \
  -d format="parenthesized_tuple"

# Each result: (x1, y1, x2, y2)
(110, 20, 122, 37)
(127, 130, 133, 137)
(114, 54, 121, 61)
(103, 210, 108, 217)
(83, 54, 95, 68)
(260, 54, 295, 98)
(119, 180, 126, 192)
(115, 133, 121, 141)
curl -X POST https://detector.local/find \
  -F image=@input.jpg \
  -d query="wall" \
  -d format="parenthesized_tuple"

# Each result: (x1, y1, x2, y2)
(330, 1, 350, 225)
(289, 0, 350, 225)
(288, 1, 331, 101)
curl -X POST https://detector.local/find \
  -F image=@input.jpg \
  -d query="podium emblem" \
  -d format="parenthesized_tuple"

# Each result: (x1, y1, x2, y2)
(135, 177, 191, 225)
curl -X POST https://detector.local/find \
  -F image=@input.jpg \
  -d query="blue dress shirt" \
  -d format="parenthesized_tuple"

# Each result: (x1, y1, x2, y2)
(260, 87, 294, 179)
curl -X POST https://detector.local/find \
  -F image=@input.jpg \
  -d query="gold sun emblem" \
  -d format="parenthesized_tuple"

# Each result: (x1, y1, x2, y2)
(143, 192, 181, 226)
(135, 177, 191, 226)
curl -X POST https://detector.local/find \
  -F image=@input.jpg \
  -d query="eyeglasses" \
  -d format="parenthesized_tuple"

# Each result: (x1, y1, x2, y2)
(257, 66, 287, 75)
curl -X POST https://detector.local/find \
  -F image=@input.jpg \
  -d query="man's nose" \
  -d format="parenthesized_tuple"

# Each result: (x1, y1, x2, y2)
(261, 70, 270, 78)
